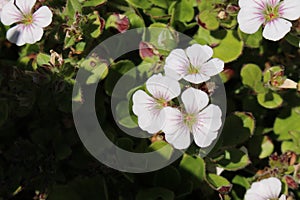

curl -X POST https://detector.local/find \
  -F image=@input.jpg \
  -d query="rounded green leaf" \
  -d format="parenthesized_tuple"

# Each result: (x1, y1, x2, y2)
(216, 149, 250, 171)
(207, 174, 231, 190)
(213, 30, 243, 63)
(257, 91, 283, 109)
(174, 0, 194, 22)
(240, 64, 265, 93)
(198, 10, 219, 30)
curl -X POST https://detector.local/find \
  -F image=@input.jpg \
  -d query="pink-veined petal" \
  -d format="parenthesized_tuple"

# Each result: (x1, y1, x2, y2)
(15, 0, 36, 14)
(132, 90, 155, 116)
(239, 0, 266, 9)
(200, 58, 224, 77)
(162, 107, 191, 149)
(266, 0, 280, 7)
(244, 192, 265, 200)
(183, 73, 210, 84)
(132, 90, 165, 134)
(237, 8, 264, 34)
(0, 1, 22, 25)
(262, 18, 292, 41)
(146, 73, 181, 101)
(280, 0, 300, 21)
(181, 87, 209, 114)
(186, 44, 213, 67)
(6, 24, 25, 46)
(22, 24, 43, 44)
(33, 6, 53, 27)
(164, 48, 189, 79)
(0, 0, 9, 16)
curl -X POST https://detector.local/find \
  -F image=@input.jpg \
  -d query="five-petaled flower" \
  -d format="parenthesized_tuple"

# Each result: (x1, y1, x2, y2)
(132, 73, 181, 134)
(164, 44, 224, 84)
(1, 0, 53, 46)
(237, 0, 300, 41)
(245, 177, 286, 200)
(162, 87, 222, 149)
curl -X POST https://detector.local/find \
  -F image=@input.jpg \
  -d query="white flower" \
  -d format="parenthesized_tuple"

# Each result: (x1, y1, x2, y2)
(164, 44, 224, 84)
(245, 177, 286, 200)
(132, 73, 181, 134)
(1, 0, 53, 46)
(162, 87, 222, 149)
(0, 0, 9, 16)
(237, 0, 300, 41)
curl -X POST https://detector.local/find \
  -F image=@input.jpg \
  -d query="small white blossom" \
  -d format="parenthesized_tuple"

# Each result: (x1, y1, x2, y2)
(245, 177, 286, 200)
(237, 0, 300, 41)
(132, 73, 181, 134)
(162, 87, 222, 149)
(1, 0, 53, 46)
(164, 44, 224, 84)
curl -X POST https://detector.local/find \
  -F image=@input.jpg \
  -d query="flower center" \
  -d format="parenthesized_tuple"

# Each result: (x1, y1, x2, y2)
(263, 4, 280, 22)
(188, 65, 199, 74)
(183, 113, 197, 129)
(21, 14, 33, 25)
(155, 98, 168, 109)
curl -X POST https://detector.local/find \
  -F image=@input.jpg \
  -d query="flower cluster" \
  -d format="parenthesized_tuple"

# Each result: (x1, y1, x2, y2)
(237, 0, 300, 41)
(132, 44, 224, 149)
(0, 0, 52, 46)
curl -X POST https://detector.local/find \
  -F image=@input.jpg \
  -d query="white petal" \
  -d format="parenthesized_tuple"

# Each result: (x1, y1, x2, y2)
(0, 1, 22, 25)
(244, 192, 265, 200)
(239, 0, 266, 9)
(132, 90, 155, 115)
(197, 104, 222, 131)
(162, 107, 191, 149)
(6, 25, 25, 46)
(132, 90, 165, 134)
(22, 24, 43, 44)
(237, 8, 264, 34)
(183, 73, 210, 84)
(262, 18, 292, 41)
(33, 6, 53, 27)
(146, 73, 181, 101)
(186, 44, 213, 67)
(280, 0, 300, 21)
(181, 87, 209, 114)
(200, 58, 224, 77)
(245, 177, 282, 200)
(15, 0, 36, 14)
(279, 194, 286, 200)
(164, 48, 189, 80)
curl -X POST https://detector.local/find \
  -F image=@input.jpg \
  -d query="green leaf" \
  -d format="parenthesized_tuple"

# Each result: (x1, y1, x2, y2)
(193, 26, 221, 46)
(274, 107, 300, 140)
(285, 33, 300, 48)
(149, 23, 178, 51)
(125, 11, 145, 28)
(240, 64, 265, 93)
(232, 175, 250, 189)
(36, 53, 51, 66)
(125, 0, 152, 9)
(149, 0, 169, 9)
(238, 28, 263, 48)
(198, 10, 219, 30)
(148, 141, 173, 160)
(174, 0, 194, 22)
(259, 136, 274, 159)
(136, 187, 175, 200)
(213, 30, 243, 63)
(64, 35, 76, 49)
(64, 0, 82, 19)
(216, 149, 250, 171)
(179, 154, 206, 188)
(116, 101, 138, 128)
(206, 174, 231, 190)
(257, 91, 283, 109)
